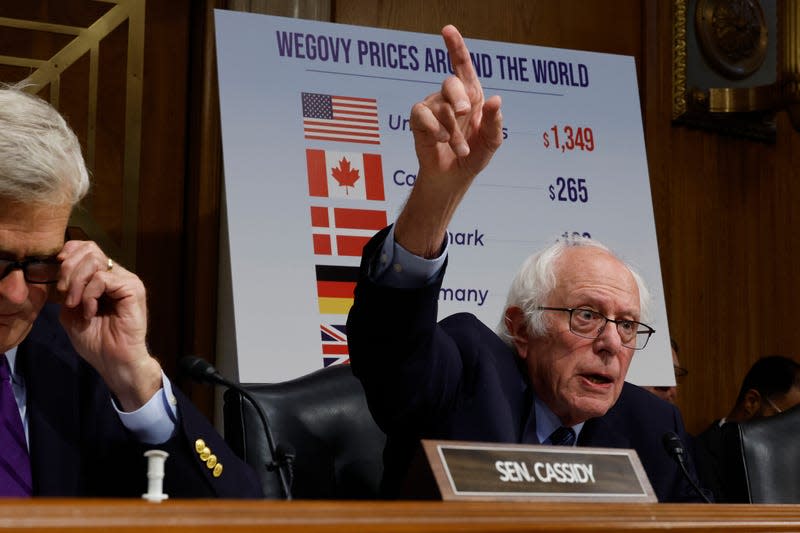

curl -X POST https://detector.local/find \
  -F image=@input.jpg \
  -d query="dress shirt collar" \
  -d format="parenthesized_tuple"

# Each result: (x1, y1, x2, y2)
(5, 345, 19, 380)
(533, 394, 585, 444)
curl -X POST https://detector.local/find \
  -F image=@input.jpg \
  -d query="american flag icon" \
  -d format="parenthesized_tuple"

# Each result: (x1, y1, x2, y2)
(301, 92, 380, 145)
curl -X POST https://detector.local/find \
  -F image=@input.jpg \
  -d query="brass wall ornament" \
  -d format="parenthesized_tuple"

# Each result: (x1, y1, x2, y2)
(783, 0, 800, 129)
(0, 0, 145, 267)
(672, 0, 779, 141)
(695, 0, 768, 79)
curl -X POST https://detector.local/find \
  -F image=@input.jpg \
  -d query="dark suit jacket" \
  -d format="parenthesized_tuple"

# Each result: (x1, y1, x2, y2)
(18, 304, 262, 498)
(347, 228, 705, 502)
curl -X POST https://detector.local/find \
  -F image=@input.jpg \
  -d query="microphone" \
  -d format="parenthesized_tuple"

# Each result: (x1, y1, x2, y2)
(179, 355, 227, 386)
(179, 356, 293, 500)
(662, 432, 711, 503)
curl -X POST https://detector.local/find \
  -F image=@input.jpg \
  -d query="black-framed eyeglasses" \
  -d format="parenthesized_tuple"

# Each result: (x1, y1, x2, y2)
(673, 365, 689, 378)
(537, 306, 655, 350)
(0, 257, 61, 284)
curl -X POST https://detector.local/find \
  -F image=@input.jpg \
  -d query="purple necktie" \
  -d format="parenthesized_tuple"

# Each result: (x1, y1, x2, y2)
(0, 354, 32, 496)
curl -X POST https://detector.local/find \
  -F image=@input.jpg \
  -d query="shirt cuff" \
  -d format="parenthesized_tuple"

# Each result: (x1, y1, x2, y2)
(371, 225, 447, 288)
(114, 372, 179, 445)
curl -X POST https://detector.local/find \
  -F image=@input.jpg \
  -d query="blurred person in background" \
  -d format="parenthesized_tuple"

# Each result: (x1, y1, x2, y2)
(694, 355, 800, 501)
(643, 338, 686, 404)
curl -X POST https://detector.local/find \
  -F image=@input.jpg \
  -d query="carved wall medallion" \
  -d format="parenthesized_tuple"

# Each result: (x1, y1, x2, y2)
(695, 0, 768, 80)
(672, 0, 777, 141)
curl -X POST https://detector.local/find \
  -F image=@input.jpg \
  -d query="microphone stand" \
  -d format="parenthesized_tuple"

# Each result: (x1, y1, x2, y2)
(229, 383, 294, 500)
(662, 432, 711, 503)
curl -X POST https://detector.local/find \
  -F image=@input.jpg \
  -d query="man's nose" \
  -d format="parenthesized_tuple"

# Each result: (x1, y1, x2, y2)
(593, 320, 624, 354)
(0, 269, 30, 304)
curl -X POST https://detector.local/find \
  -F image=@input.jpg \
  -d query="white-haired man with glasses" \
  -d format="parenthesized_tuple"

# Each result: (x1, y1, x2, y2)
(0, 85, 261, 497)
(347, 26, 705, 502)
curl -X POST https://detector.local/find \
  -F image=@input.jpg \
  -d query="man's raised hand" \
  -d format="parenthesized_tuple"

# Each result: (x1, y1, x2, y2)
(395, 25, 503, 258)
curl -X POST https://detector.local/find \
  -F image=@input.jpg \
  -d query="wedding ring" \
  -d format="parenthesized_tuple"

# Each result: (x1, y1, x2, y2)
(107, 258, 114, 272)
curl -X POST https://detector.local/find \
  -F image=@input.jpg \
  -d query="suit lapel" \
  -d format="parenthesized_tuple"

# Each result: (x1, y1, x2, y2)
(18, 305, 82, 496)
(579, 414, 631, 449)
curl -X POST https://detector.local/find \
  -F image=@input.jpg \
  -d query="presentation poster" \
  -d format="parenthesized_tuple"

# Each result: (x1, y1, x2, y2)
(215, 11, 674, 386)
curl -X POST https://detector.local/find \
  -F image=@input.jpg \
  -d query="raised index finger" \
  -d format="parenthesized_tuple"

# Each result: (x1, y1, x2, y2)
(442, 25, 481, 98)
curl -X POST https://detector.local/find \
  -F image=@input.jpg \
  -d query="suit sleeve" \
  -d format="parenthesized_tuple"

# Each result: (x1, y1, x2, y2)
(113, 378, 263, 498)
(154, 386, 264, 498)
(23, 304, 263, 498)
(347, 226, 466, 437)
(79, 380, 263, 498)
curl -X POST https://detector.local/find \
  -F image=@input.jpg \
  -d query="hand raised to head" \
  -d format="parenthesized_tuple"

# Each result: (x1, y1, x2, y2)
(56, 240, 161, 411)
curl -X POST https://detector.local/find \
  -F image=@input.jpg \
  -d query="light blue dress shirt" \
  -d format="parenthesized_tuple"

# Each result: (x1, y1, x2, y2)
(532, 396, 584, 444)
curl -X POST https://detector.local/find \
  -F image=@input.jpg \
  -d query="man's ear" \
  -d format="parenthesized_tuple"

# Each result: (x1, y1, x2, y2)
(742, 388, 762, 419)
(504, 306, 531, 360)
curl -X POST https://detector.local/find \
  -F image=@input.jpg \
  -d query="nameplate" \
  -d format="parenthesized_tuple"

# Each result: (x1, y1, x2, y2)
(421, 440, 656, 502)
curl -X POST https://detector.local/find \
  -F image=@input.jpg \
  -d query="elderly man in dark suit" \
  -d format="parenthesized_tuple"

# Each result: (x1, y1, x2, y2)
(347, 26, 705, 502)
(0, 85, 261, 497)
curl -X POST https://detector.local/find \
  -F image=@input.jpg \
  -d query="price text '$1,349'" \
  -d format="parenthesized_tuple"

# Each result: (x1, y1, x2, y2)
(542, 125, 595, 153)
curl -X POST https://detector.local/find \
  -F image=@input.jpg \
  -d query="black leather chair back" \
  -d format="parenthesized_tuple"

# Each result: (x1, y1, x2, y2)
(722, 403, 800, 503)
(223, 364, 386, 499)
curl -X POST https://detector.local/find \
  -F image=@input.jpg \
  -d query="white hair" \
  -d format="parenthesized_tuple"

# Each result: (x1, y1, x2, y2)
(0, 84, 89, 206)
(496, 236, 651, 345)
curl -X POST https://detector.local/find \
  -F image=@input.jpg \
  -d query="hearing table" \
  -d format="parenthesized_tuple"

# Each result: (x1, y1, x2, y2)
(1, 499, 799, 532)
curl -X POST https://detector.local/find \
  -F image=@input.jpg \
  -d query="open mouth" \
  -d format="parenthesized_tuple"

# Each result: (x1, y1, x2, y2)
(583, 373, 613, 385)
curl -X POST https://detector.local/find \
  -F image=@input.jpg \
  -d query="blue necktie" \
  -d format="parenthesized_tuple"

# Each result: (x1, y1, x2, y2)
(549, 426, 576, 446)
(0, 354, 32, 496)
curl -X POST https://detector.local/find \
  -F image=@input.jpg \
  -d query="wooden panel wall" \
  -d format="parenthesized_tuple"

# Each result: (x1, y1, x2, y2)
(137, 0, 191, 379)
(644, 2, 800, 434)
(334, 1, 642, 55)
(333, 0, 800, 435)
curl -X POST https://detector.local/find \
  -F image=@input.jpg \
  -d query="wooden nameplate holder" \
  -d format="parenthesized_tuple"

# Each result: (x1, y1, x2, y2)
(403, 439, 656, 502)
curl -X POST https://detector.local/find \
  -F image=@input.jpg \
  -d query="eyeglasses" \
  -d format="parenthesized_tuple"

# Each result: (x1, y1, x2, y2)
(764, 396, 783, 414)
(674, 365, 689, 378)
(537, 307, 655, 350)
(0, 257, 61, 284)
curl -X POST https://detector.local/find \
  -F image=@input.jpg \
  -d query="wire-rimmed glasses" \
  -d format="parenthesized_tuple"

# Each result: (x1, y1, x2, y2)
(537, 306, 655, 350)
